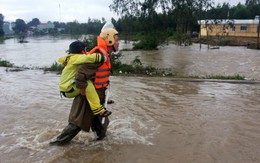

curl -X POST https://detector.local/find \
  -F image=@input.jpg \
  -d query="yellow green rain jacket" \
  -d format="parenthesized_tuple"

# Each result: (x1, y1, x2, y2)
(58, 53, 105, 92)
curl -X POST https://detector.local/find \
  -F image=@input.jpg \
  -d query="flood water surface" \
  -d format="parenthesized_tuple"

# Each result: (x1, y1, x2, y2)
(121, 43, 260, 80)
(0, 37, 260, 163)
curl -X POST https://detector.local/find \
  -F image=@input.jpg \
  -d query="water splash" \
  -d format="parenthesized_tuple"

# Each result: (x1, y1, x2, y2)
(106, 116, 160, 145)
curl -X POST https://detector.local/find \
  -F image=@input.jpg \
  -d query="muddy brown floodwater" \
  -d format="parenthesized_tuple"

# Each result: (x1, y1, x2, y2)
(0, 37, 260, 163)
(120, 43, 260, 80)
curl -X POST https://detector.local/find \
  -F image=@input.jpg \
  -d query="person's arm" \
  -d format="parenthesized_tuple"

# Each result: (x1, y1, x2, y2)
(73, 53, 105, 65)
(74, 62, 102, 89)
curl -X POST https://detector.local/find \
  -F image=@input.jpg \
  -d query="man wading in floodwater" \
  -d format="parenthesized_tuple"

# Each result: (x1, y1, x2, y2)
(50, 22, 119, 145)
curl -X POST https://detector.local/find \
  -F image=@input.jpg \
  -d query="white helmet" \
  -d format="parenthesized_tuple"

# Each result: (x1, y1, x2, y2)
(99, 21, 118, 46)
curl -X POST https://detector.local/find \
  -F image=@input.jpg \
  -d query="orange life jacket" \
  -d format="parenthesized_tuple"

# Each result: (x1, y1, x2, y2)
(88, 36, 111, 89)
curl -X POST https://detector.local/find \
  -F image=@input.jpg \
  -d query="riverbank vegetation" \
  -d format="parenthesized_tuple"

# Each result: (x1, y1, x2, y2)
(192, 36, 259, 49)
(43, 61, 64, 72)
(202, 74, 245, 80)
(0, 58, 14, 67)
(0, 57, 246, 80)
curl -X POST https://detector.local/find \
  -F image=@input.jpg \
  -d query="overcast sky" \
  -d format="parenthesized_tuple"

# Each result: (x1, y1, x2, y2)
(1, 0, 243, 23)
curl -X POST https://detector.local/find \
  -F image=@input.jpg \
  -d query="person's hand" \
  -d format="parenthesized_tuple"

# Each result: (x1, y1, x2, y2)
(80, 88, 85, 96)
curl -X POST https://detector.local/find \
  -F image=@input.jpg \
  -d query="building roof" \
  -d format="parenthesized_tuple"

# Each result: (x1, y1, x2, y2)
(198, 17, 259, 25)
(37, 22, 54, 30)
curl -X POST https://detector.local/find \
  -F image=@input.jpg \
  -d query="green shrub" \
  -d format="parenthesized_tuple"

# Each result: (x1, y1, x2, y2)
(0, 58, 14, 67)
(204, 74, 245, 80)
(132, 31, 168, 50)
(218, 39, 232, 46)
(247, 44, 258, 49)
(133, 38, 159, 50)
(43, 62, 64, 73)
(83, 35, 97, 51)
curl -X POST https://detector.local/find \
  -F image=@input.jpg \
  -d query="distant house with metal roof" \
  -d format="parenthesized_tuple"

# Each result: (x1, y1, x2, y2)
(37, 22, 54, 31)
(198, 16, 260, 37)
(3, 21, 14, 35)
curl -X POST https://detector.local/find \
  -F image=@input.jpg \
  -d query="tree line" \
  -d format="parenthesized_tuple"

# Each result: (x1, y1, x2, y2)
(0, 16, 108, 36)
(1, 0, 259, 48)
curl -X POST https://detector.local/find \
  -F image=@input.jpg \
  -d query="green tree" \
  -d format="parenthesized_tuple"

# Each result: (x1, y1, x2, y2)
(245, 0, 260, 18)
(0, 14, 4, 37)
(206, 3, 231, 19)
(110, 0, 213, 47)
(110, 0, 170, 49)
(245, 0, 260, 5)
(205, 1, 259, 19)
(86, 18, 103, 34)
(233, 3, 250, 18)
(53, 21, 66, 29)
(13, 19, 28, 34)
(66, 20, 81, 35)
(27, 18, 40, 27)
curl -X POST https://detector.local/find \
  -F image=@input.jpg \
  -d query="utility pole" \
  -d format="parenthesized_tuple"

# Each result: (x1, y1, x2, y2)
(257, 16, 260, 49)
(199, 0, 202, 49)
(59, 3, 61, 23)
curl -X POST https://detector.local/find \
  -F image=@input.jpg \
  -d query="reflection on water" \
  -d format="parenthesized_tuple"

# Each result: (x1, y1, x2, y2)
(0, 37, 260, 162)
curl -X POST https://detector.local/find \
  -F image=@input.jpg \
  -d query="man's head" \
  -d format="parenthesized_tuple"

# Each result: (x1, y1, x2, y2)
(99, 22, 119, 53)
(69, 41, 87, 54)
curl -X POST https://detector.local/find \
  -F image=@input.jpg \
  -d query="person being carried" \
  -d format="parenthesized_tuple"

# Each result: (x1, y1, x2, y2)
(58, 40, 111, 117)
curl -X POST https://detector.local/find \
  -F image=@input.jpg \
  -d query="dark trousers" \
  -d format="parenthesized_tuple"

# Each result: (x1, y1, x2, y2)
(53, 115, 109, 144)
(55, 123, 81, 143)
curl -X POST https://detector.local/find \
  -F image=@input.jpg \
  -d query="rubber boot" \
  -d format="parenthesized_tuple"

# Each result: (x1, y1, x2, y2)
(50, 123, 81, 145)
(91, 116, 109, 140)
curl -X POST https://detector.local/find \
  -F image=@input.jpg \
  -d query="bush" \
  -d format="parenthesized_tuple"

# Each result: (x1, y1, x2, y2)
(133, 36, 159, 50)
(0, 58, 14, 67)
(218, 39, 232, 46)
(132, 31, 168, 50)
(247, 43, 259, 49)
(204, 74, 245, 80)
(83, 35, 97, 51)
(43, 62, 64, 73)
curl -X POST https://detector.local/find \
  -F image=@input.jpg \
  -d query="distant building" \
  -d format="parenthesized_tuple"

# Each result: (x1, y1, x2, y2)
(37, 22, 55, 31)
(198, 15, 260, 38)
(3, 21, 14, 35)
(57, 28, 65, 32)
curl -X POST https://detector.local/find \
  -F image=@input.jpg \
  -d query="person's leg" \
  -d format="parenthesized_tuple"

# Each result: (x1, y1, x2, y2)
(90, 88, 110, 140)
(85, 80, 111, 117)
(64, 82, 111, 117)
(50, 123, 81, 145)
(91, 116, 110, 140)
(63, 86, 80, 98)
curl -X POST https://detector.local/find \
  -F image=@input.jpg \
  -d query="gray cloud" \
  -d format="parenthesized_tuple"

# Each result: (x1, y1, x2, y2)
(1, 0, 242, 23)
(1, 0, 117, 23)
